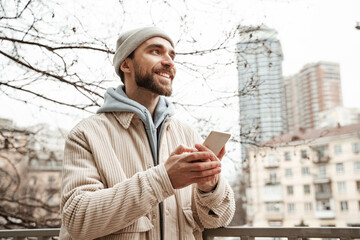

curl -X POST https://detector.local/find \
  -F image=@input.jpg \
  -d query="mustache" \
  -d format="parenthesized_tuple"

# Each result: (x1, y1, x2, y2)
(153, 66, 175, 79)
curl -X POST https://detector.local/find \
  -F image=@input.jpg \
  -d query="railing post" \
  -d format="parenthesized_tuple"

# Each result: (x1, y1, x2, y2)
(241, 236, 254, 240)
(288, 236, 298, 240)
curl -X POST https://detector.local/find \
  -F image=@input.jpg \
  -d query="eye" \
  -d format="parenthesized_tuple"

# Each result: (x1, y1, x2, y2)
(151, 49, 160, 54)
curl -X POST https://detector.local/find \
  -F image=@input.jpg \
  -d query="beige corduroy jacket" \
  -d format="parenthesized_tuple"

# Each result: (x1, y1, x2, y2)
(60, 112, 235, 240)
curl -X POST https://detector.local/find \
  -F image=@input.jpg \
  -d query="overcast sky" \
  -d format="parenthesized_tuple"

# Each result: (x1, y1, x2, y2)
(229, 0, 360, 108)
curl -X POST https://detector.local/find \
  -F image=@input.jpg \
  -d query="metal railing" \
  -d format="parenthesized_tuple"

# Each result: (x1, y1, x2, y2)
(0, 227, 359, 240)
(0, 228, 59, 240)
(203, 227, 360, 240)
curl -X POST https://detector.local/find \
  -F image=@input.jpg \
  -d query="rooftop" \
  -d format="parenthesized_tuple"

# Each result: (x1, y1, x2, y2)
(261, 123, 360, 146)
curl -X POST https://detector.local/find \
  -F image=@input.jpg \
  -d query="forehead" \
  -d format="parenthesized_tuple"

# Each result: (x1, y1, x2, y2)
(138, 37, 174, 52)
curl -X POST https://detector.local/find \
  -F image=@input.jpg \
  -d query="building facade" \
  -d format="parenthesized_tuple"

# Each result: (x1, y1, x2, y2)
(0, 119, 64, 228)
(317, 106, 360, 128)
(237, 25, 287, 161)
(246, 123, 360, 227)
(284, 61, 343, 132)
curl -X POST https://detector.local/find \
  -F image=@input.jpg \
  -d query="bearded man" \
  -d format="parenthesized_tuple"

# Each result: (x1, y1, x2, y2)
(60, 27, 235, 240)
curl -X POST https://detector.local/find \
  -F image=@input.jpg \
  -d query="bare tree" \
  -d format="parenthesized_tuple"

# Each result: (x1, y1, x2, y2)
(1, 0, 278, 229)
(0, 122, 63, 229)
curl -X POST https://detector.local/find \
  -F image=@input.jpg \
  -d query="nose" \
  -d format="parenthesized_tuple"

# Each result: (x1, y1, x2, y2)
(161, 54, 175, 68)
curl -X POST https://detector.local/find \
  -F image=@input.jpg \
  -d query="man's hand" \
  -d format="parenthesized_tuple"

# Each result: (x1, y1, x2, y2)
(164, 145, 221, 189)
(195, 144, 225, 192)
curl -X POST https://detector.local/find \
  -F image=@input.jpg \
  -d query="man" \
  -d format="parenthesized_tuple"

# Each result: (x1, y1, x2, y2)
(60, 26, 235, 240)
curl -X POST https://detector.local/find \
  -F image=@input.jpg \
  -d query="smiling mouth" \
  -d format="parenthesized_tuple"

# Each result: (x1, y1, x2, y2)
(156, 71, 172, 80)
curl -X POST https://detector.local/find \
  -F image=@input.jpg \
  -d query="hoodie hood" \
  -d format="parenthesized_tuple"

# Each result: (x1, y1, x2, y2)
(97, 85, 175, 164)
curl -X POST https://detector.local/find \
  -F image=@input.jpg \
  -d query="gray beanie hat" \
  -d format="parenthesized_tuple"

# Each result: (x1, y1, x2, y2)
(113, 27, 174, 77)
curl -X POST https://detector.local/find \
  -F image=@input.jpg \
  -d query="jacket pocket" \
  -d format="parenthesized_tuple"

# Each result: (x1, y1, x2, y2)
(182, 207, 201, 232)
(113, 216, 154, 233)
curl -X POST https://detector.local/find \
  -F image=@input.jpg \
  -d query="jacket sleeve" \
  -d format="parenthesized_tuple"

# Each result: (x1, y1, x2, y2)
(61, 128, 175, 239)
(187, 127, 235, 229)
(192, 175, 235, 229)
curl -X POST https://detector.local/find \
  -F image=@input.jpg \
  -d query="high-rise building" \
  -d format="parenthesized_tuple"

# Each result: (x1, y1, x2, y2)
(284, 61, 343, 132)
(237, 25, 287, 160)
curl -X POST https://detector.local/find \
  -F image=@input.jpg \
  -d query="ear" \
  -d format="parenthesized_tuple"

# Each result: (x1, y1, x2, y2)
(120, 58, 132, 73)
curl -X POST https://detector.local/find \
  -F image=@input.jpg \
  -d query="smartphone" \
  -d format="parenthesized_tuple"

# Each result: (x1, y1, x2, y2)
(203, 131, 231, 155)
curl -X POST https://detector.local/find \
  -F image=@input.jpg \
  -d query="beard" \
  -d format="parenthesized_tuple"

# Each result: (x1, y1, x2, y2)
(133, 62, 173, 97)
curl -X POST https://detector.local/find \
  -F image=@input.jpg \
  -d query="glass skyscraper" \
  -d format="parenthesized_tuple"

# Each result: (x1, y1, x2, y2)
(237, 25, 287, 161)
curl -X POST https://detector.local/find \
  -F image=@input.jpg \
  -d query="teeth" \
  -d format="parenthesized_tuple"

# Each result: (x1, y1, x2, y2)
(159, 72, 170, 78)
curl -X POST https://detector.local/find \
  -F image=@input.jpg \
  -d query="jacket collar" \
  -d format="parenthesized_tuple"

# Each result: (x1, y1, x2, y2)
(112, 112, 136, 129)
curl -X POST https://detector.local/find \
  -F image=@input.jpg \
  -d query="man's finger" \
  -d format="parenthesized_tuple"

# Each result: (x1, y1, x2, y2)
(171, 144, 197, 156)
(194, 144, 218, 161)
(188, 160, 221, 172)
(217, 146, 226, 160)
(182, 152, 216, 163)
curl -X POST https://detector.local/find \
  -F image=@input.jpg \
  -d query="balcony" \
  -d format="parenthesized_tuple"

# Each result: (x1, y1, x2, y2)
(315, 209, 335, 219)
(315, 191, 332, 199)
(265, 212, 284, 220)
(313, 177, 331, 184)
(264, 154, 279, 168)
(264, 178, 279, 185)
(1, 227, 359, 240)
(263, 162, 279, 168)
(311, 145, 330, 164)
(313, 154, 331, 164)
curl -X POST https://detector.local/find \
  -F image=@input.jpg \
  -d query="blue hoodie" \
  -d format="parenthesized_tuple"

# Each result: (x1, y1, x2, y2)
(97, 85, 175, 165)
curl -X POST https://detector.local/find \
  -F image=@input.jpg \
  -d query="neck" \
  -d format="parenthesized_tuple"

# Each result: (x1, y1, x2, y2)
(125, 86, 159, 116)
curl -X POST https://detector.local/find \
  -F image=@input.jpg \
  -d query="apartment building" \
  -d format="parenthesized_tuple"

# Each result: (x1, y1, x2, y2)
(0, 119, 64, 228)
(284, 61, 343, 132)
(246, 123, 360, 227)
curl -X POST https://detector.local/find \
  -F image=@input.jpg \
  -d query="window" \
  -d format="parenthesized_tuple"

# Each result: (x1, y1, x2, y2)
(4, 138, 9, 149)
(301, 150, 308, 159)
(340, 201, 348, 211)
(265, 202, 282, 213)
(334, 144, 342, 155)
(315, 183, 331, 194)
(355, 161, 360, 172)
(287, 185, 294, 195)
(314, 145, 329, 162)
(269, 169, 277, 184)
(305, 202, 312, 213)
(316, 199, 331, 211)
(284, 151, 291, 161)
(267, 154, 279, 167)
(29, 176, 37, 186)
(318, 165, 327, 178)
(304, 184, 310, 194)
(353, 143, 360, 154)
(48, 175, 55, 187)
(285, 168, 293, 177)
(356, 181, 360, 193)
(268, 220, 283, 226)
(288, 203, 295, 213)
(337, 181, 346, 193)
(336, 163, 344, 174)
(302, 167, 310, 176)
